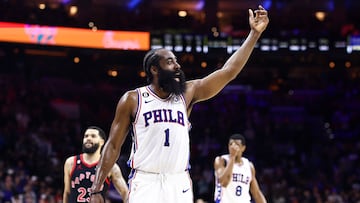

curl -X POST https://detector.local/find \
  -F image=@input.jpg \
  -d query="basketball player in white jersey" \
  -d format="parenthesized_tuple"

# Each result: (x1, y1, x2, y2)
(90, 5, 269, 203)
(214, 134, 267, 203)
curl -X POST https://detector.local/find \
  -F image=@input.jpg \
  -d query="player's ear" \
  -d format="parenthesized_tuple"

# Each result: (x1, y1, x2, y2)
(99, 138, 105, 146)
(150, 65, 158, 75)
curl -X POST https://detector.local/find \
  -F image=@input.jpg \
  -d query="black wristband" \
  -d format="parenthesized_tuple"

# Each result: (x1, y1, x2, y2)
(90, 191, 102, 196)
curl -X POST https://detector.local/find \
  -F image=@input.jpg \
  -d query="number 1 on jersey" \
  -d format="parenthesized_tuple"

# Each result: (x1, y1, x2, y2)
(164, 128, 170, 146)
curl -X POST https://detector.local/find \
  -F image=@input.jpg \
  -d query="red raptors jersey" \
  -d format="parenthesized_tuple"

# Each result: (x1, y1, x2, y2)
(69, 154, 110, 203)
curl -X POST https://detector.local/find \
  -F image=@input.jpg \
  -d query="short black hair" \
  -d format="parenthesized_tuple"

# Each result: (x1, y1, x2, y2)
(143, 48, 164, 83)
(87, 126, 107, 141)
(229, 133, 246, 145)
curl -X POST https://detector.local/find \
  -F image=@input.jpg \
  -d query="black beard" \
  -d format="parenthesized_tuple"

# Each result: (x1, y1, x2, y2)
(82, 143, 99, 154)
(158, 68, 186, 95)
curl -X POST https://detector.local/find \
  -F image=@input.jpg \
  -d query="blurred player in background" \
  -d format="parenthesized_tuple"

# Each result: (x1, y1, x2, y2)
(214, 134, 267, 203)
(63, 126, 128, 203)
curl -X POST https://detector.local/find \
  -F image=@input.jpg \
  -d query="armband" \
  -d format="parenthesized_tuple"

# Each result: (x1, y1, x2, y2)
(90, 190, 102, 196)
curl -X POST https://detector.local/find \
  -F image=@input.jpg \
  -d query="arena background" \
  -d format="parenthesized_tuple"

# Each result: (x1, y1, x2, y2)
(0, 0, 359, 202)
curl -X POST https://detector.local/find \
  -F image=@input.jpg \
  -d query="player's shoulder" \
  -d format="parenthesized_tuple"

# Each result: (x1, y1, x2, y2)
(242, 157, 255, 171)
(122, 89, 137, 98)
(214, 154, 227, 165)
(216, 154, 228, 159)
(64, 155, 77, 168)
(186, 78, 201, 85)
(117, 89, 138, 106)
(215, 154, 224, 160)
(242, 157, 252, 164)
(185, 79, 199, 93)
(183, 79, 200, 105)
(65, 155, 76, 162)
(123, 89, 139, 99)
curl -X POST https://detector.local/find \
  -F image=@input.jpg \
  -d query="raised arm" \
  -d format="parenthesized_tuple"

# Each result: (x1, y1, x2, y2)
(90, 90, 137, 203)
(214, 156, 235, 187)
(214, 142, 239, 187)
(189, 5, 269, 104)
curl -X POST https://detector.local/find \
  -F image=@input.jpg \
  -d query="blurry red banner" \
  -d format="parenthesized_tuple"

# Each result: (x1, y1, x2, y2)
(0, 22, 150, 50)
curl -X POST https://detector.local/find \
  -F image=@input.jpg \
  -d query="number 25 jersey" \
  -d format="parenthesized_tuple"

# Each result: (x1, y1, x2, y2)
(69, 154, 110, 202)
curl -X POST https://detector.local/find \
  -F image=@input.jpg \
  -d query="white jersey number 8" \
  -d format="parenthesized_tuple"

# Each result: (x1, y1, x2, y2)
(235, 185, 242, 196)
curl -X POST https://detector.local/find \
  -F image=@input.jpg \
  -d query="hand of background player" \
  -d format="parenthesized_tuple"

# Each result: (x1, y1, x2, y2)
(229, 142, 240, 159)
(90, 194, 104, 203)
(249, 5, 269, 34)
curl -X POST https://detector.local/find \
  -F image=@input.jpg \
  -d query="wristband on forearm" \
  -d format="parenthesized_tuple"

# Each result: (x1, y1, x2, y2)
(90, 190, 102, 196)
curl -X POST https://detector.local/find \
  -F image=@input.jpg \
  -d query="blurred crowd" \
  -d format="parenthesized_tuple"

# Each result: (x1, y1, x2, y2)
(1, 59, 360, 203)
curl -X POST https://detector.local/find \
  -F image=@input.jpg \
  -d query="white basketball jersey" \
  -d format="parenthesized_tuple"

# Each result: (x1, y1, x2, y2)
(128, 86, 191, 173)
(214, 156, 252, 203)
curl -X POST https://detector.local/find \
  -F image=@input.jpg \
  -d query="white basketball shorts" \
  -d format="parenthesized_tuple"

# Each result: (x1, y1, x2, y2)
(128, 170, 193, 203)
